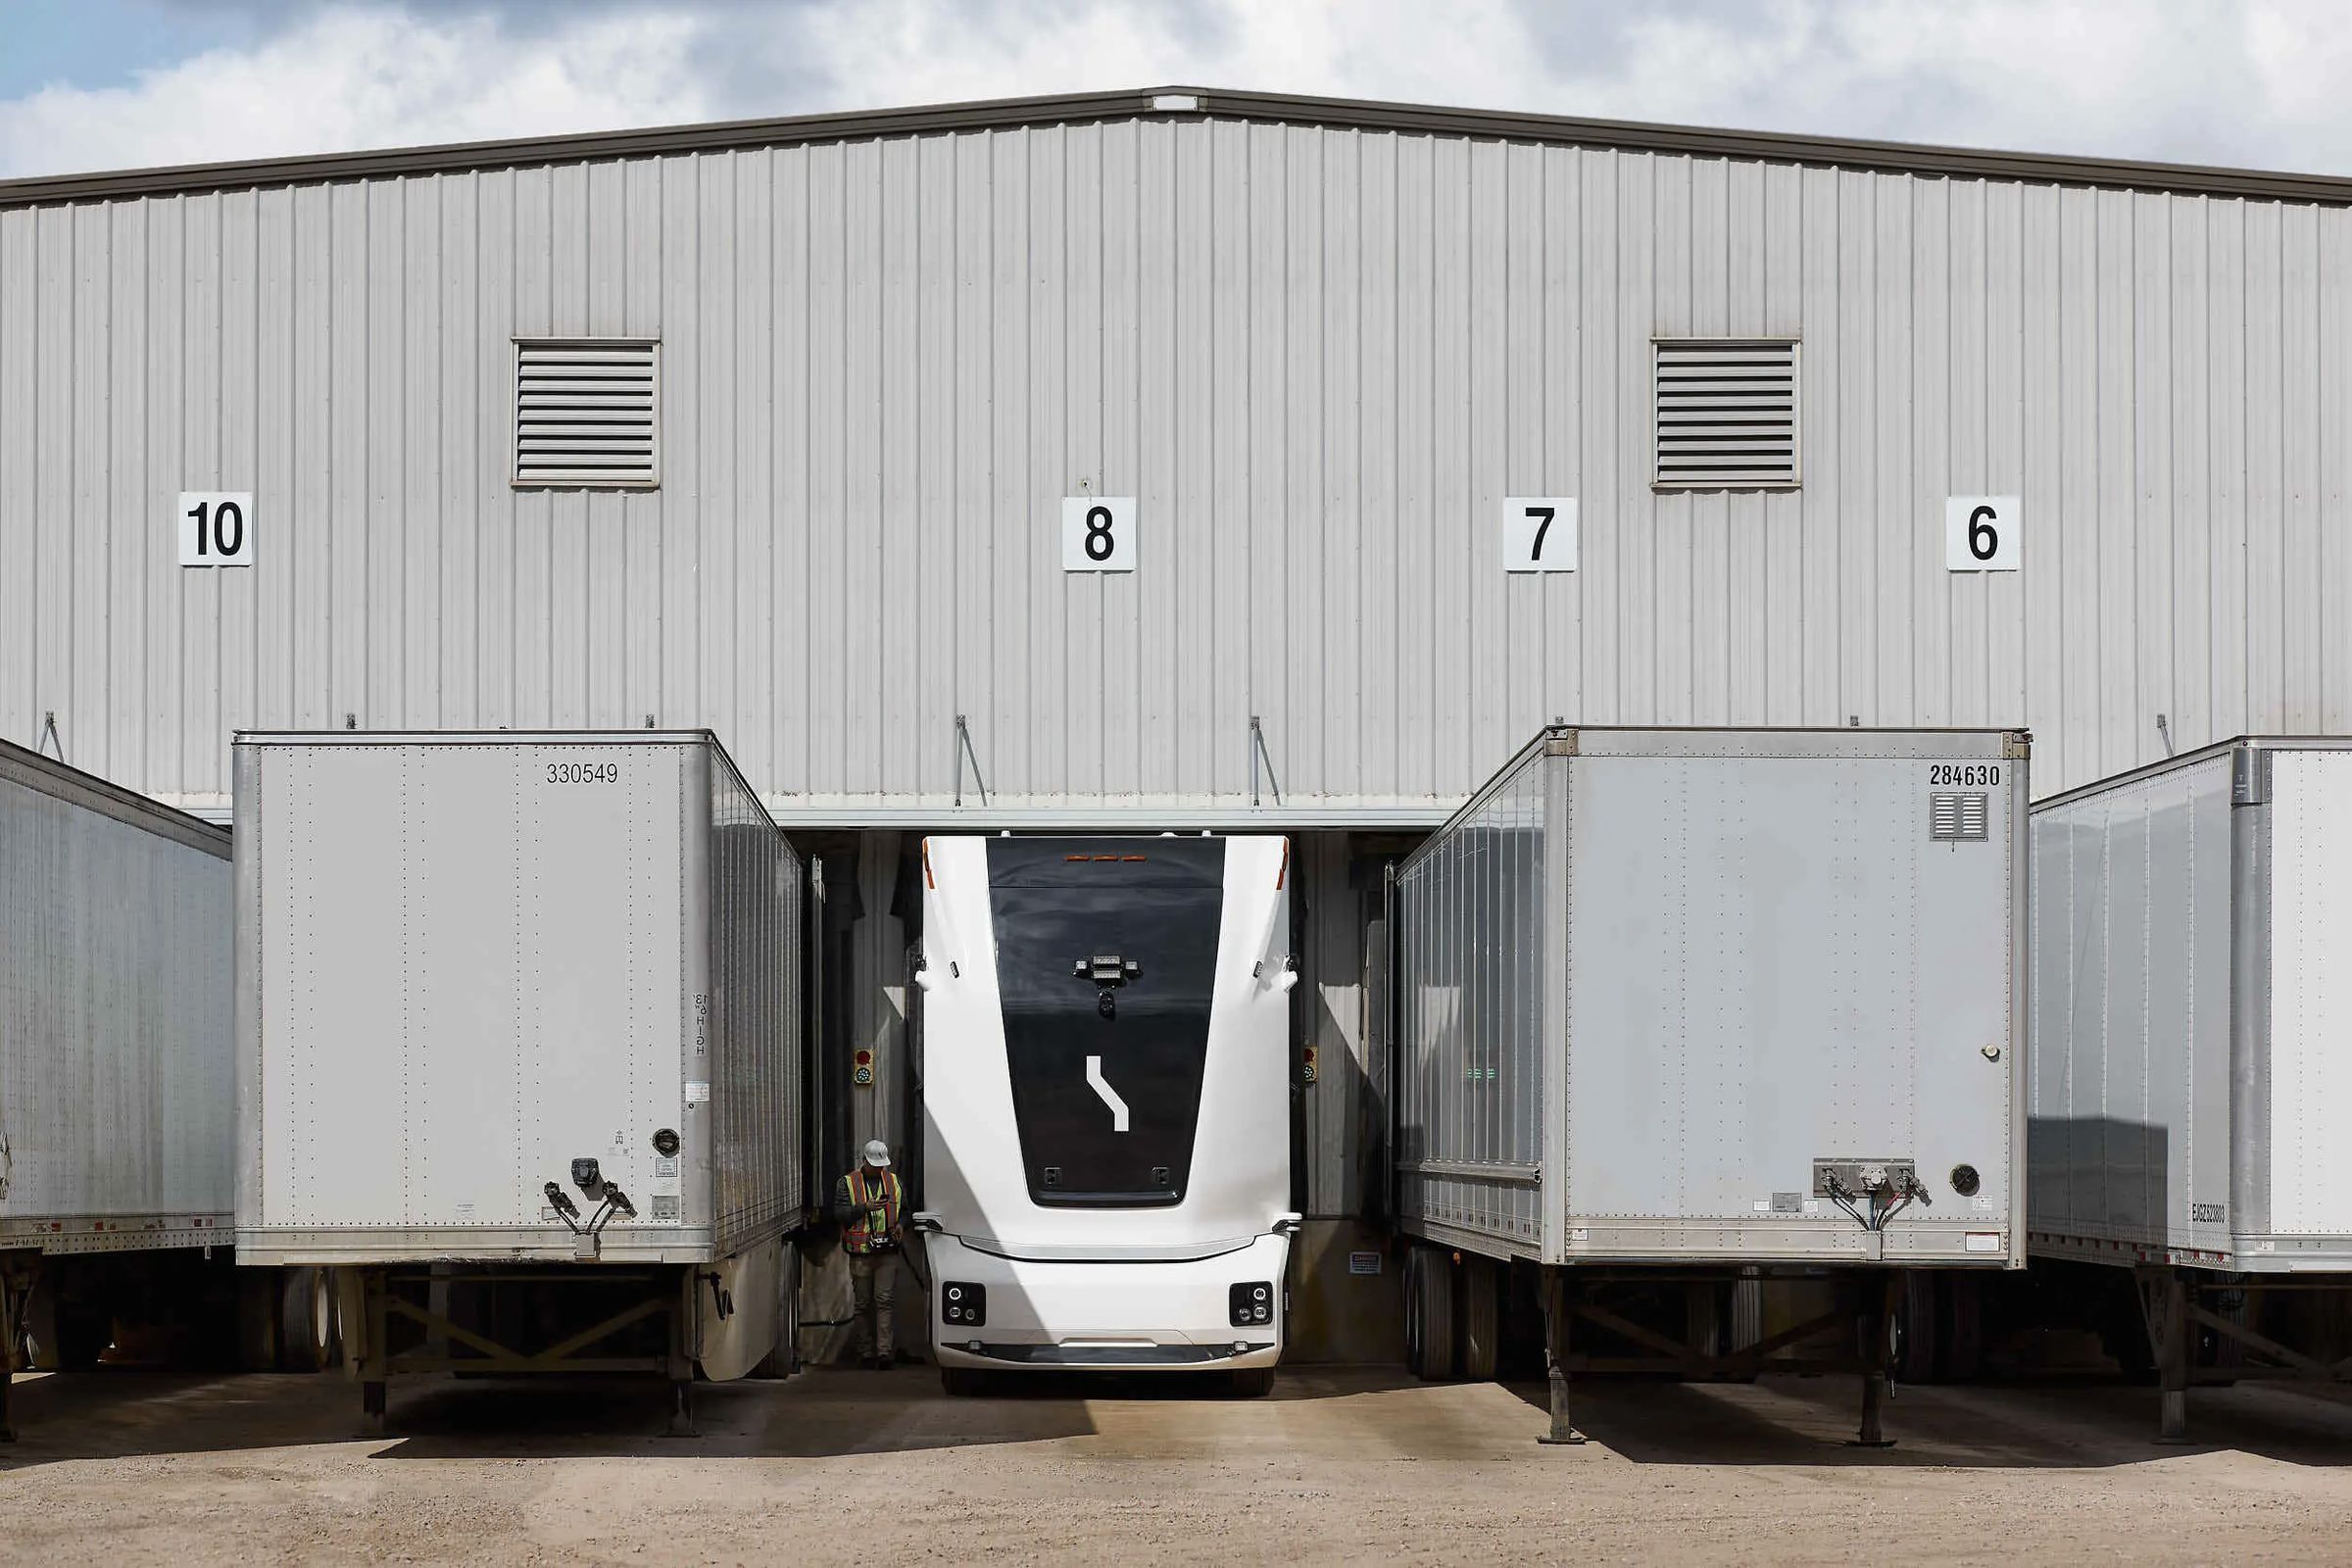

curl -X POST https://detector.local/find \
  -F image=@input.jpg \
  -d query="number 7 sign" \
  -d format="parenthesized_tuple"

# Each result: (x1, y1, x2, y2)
(1501, 497, 1578, 572)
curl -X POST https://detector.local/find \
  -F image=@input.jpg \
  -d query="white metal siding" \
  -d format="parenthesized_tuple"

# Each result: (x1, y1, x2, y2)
(5, 122, 2352, 816)
(2265, 750, 2352, 1237)
(2027, 752, 2234, 1255)
(0, 747, 232, 1237)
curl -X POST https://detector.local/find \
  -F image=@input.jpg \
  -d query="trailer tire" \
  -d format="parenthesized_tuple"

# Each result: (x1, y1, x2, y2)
(1943, 1271, 1985, 1382)
(1403, 1245, 1455, 1381)
(279, 1267, 337, 1373)
(1723, 1271, 1763, 1383)
(1460, 1258, 1499, 1382)
(1893, 1272, 1942, 1384)
(1230, 1367, 1276, 1397)
(53, 1303, 110, 1372)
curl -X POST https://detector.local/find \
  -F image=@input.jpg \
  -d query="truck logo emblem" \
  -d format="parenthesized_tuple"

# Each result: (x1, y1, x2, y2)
(1085, 1054, 1131, 1133)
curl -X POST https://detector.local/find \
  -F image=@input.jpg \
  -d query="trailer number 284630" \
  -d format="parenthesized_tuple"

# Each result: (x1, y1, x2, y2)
(547, 761, 620, 784)
(1929, 764, 2001, 787)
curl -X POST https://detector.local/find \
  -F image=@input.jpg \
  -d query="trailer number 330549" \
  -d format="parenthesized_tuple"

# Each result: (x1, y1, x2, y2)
(547, 761, 620, 784)
(1929, 764, 2001, 787)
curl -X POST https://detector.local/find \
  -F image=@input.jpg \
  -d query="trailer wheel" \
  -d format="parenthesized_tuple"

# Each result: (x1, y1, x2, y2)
(1229, 1367, 1276, 1397)
(1723, 1271, 1763, 1383)
(1459, 1258, 1499, 1382)
(2198, 1289, 2248, 1383)
(53, 1303, 110, 1372)
(1403, 1245, 1455, 1381)
(1942, 1272, 1985, 1382)
(278, 1267, 337, 1373)
(1893, 1272, 1941, 1384)
(2104, 1277, 2158, 1384)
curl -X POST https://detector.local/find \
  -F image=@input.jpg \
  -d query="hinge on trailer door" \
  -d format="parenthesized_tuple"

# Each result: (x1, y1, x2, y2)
(2232, 747, 2264, 806)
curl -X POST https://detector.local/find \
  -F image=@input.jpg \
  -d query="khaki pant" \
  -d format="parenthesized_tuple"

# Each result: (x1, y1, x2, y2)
(850, 1251, 897, 1360)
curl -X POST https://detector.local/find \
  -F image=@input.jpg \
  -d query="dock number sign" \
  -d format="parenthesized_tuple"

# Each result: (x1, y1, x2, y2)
(1062, 496, 1136, 572)
(1501, 498, 1577, 572)
(1945, 496, 2020, 571)
(178, 492, 255, 567)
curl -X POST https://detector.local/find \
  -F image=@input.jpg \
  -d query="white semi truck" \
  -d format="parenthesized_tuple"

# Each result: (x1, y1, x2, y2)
(913, 835, 1298, 1392)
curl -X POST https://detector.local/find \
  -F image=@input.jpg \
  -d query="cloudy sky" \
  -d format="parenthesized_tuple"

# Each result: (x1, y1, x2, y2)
(2, 0, 2349, 181)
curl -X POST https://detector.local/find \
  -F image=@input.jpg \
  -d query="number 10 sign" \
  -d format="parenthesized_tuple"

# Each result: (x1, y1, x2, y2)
(179, 491, 255, 566)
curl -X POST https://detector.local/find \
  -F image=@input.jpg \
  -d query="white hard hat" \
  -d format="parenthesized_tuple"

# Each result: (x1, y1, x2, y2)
(862, 1140, 892, 1167)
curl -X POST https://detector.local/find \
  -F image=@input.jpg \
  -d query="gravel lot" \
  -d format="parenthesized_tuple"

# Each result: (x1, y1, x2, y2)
(4, 1363, 2351, 1565)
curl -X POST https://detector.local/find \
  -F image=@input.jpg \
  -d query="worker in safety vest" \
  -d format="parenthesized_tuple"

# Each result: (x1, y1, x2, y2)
(833, 1139, 904, 1369)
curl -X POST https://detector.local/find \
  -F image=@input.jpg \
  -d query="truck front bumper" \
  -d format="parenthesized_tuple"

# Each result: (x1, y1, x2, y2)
(926, 1231, 1288, 1371)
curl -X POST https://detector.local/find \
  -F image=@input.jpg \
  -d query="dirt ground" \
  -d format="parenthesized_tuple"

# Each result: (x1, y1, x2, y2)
(4, 1363, 2351, 1565)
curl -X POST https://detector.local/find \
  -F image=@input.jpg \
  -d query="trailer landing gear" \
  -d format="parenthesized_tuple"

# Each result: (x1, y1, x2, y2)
(0, 1258, 28, 1444)
(2126, 1263, 2352, 1444)
(1847, 1276, 1898, 1448)
(1536, 1272, 1585, 1446)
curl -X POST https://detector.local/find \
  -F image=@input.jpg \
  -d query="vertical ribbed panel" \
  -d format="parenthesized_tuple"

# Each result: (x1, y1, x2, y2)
(3, 124, 2352, 812)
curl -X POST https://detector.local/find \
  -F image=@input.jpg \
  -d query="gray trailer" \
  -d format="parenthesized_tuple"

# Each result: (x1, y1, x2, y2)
(2031, 736, 2352, 1438)
(1, 739, 235, 1441)
(1391, 725, 2029, 1445)
(234, 730, 804, 1432)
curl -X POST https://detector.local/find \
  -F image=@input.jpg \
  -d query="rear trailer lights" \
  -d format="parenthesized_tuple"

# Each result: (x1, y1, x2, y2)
(941, 1281, 987, 1327)
(1229, 1282, 1275, 1327)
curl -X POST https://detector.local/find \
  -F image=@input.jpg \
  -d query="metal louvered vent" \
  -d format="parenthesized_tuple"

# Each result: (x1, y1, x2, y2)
(1654, 338, 1799, 488)
(1930, 792, 1990, 843)
(513, 338, 660, 487)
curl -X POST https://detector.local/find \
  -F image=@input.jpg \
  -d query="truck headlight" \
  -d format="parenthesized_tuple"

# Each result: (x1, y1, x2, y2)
(1230, 1282, 1275, 1327)
(942, 1281, 987, 1327)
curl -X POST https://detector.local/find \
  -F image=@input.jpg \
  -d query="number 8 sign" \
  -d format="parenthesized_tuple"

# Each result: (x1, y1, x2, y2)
(1061, 496, 1136, 572)
(1945, 496, 2020, 571)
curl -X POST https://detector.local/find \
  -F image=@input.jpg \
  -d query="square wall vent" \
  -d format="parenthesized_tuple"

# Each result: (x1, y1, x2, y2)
(1653, 338, 1798, 489)
(513, 338, 660, 488)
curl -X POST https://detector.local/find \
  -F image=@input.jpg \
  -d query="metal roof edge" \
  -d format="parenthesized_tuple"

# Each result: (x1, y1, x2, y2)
(6, 83, 2351, 211)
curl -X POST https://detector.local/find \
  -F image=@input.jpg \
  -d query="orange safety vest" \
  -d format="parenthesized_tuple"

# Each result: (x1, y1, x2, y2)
(842, 1166, 902, 1254)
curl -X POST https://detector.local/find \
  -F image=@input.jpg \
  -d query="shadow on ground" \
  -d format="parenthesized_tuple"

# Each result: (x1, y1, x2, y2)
(8, 1361, 2352, 1471)
(1506, 1371, 2352, 1468)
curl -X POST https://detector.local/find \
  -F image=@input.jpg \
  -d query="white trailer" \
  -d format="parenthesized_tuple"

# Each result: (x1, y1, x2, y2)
(1391, 725, 2030, 1445)
(2031, 736, 2352, 1438)
(233, 730, 804, 1432)
(1, 739, 235, 1441)
(912, 835, 1298, 1393)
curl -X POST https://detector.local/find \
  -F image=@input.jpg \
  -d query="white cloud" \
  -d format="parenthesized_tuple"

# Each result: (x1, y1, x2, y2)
(0, 7, 713, 177)
(5, 0, 2352, 181)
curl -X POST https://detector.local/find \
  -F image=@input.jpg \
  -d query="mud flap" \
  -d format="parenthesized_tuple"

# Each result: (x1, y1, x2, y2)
(695, 1236, 785, 1382)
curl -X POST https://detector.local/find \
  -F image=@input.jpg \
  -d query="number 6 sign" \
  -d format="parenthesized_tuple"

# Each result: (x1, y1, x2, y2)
(1945, 496, 2020, 571)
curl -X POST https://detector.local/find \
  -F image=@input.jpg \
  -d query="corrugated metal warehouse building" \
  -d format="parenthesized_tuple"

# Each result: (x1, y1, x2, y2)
(5, 85, 2352, 1356)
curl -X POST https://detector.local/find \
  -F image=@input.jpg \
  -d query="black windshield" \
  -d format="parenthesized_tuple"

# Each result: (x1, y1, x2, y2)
(988, 838, 1226, 1206)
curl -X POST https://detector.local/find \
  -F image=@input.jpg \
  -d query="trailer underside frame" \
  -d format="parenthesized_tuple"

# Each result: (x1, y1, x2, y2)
(2138, 1266, 2352, 1443)
(1532, 1266, 1904, 1448)
(342, 1265, 701, 1437)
